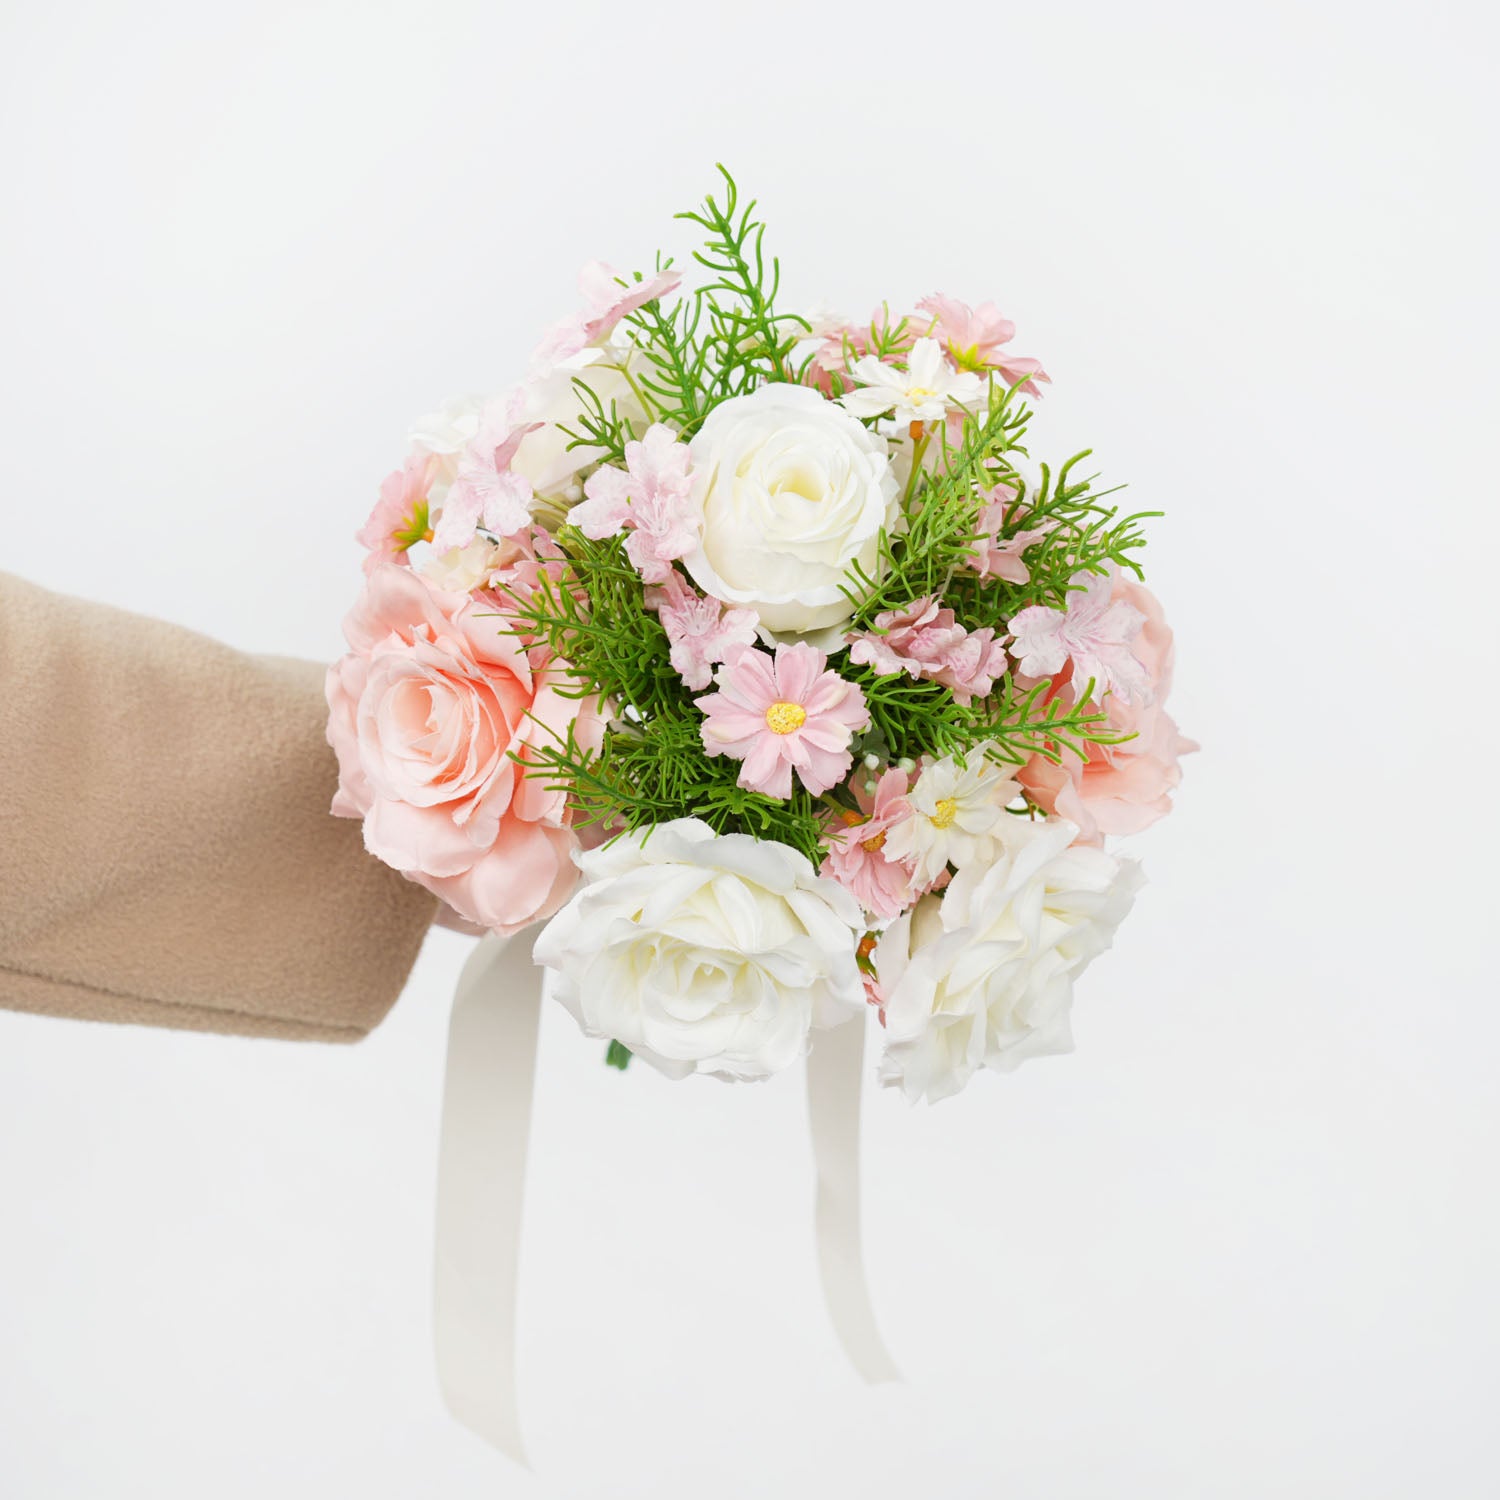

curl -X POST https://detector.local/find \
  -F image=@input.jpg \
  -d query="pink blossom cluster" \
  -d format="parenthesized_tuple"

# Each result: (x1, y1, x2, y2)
(847, 597, 1009, 706)
(570, 424, 700, 584)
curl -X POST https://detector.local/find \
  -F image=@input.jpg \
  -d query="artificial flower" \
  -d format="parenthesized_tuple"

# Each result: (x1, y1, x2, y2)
(683, 382, 898, 636)
(1018, 577, 1197, 842)
(876, 817, 1143, 1102)
(913, 293, 1049, 396)
(570, 424, 700, 584)
(356, 452, 435, 574)
(883, 749, 1021, 886)
(696, 642, 870, 800)
(840, 337, 985, 426)
(419, 535, 500, 594)
(819, 767, 919, 920)
(967, 477, 1050, 585)
(508, 348, 654, 513)
(408, 393, 486, 508)
(533, 818, 865, 1080)
(805, 305, 913, 396)
(1008, 568, 1150, 704)
(429, 396, 541, 553)
(324, 563, 602, 933)
(531, 262, 683, 376)
(847, 596, 1009, 705)
(643, 570, 758, 691)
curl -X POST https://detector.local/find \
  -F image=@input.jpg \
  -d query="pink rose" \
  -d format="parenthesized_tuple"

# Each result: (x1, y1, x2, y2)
(325, 563, 602, 933)
(1017, 577, 1195, 843)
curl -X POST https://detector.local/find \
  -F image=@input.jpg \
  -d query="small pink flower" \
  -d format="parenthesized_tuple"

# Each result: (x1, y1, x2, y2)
(643, 570, 758, 691)
(531, 262, 683, 375)
(431, 395, 541, 554)
(1009, 569, 1150, 704)
(696, 643, 870, 800)
(847, 597, 1009, 706)
(805, 306, 913, 395)
(356, 452, 435, 574)
(571, 424, 700, 584)
(914, 294, 1049, 396)
(1017, 578, 1196, 842)
(969, 481, 1049, 585)
(820, 767, 919, 920)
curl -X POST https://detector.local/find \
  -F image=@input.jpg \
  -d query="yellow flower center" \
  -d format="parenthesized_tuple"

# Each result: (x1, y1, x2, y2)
(929, 797, 959, 830)
(906, 386, 937, 404)
(764, 700, 807, 735)
(860, 831, 887, 852)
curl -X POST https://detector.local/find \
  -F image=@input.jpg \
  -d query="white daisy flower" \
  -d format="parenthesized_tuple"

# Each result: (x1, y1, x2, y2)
(884, 748, 1021, 886)
(840, 337, 986, 426)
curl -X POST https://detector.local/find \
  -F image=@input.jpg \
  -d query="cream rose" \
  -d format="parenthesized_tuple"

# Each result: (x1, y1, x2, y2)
(683, 383, 898, 636)
(876, 816, 1143, 1103)
(533, 818, 866, 1079)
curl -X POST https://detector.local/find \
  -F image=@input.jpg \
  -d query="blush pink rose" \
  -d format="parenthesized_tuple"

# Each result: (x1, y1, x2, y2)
(325, 563, 602, 933)
(1017, 577, 1195, 843)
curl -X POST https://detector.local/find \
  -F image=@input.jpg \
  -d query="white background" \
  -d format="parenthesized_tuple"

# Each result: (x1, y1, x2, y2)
(1, 2, 1496, 1495)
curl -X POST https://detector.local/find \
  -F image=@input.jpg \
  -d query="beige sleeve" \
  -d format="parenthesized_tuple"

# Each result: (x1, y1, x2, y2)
(0, 572, 436, 1042)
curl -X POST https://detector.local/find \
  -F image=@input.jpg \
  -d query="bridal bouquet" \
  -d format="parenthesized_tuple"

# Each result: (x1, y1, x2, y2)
(327, 170, 1192, 1103)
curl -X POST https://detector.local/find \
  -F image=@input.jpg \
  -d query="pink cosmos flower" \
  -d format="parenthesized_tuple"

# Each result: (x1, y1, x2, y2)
(696, 643, 870, 800)
(914, 293, 1050, 397)
(325, 563, 604, 933)
(969, 481, 1050, 585)
(531, 261, 683, 375)
(1009, 569, 1150, 704)
(1017, 578, 1196, 843)
(431, 395, 541, 554)
(820, 767, 919, 920)
(643, 569, 758, 691)
(848, 597, 1009, 706)
(356, 452, 436, 575)
(571, 424, 700, 584)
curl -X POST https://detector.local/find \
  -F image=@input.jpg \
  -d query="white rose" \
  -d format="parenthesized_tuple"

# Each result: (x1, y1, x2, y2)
(876, 817, 1143, 1103)
(533, 818, 865, 1080)
(683, 383, 898, 637)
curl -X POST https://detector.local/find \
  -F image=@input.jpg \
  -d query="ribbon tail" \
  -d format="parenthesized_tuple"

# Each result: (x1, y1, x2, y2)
(807, 1013, 899, 1383)
(432, 929, 543, 1465)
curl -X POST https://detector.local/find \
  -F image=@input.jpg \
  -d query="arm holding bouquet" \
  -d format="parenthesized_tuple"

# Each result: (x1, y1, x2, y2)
(0, 572, 436, 1041)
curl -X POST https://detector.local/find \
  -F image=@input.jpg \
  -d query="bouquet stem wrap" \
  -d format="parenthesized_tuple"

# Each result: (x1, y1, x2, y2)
(432, 930, 895, 1463)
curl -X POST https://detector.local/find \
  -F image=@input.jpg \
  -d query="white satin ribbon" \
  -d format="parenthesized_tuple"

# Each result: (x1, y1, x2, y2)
(432, 929, 540, 1465)
(432, 931, 895, 1463)
(807, 1014, 899, 1384)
